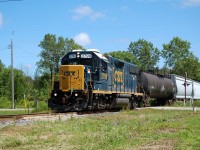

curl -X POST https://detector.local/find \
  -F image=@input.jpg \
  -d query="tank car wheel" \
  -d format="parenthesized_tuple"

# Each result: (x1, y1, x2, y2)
(138, 96, 144, 108)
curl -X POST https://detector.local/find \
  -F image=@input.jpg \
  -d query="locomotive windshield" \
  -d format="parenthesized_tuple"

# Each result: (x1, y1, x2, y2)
(63, 58, 92, 66)
(61, 52, 95, 66)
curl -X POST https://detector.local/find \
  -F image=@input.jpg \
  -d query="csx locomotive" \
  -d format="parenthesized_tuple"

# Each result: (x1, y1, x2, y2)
(48, 49, 144, 111)
(48, 49, 200, 111)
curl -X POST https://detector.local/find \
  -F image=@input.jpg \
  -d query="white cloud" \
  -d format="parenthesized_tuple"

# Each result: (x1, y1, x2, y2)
(182, 0, 200, 7)
(0, 13, 3, 28)
(137, 0, 200, 7)
(72, 5, 104, 21)
(74, 32, 91, 46)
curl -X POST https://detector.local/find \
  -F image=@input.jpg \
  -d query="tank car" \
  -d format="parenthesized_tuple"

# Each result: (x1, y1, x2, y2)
(140, 72, 175, 105)
(48, 49, 144, 111)
(169, 74, 200, 100)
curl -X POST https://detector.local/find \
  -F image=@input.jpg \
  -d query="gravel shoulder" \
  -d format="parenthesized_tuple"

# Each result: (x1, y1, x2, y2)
(0, 107, 199, 128)
(0, 111, 119, 128)
(148, 106, 200, 111)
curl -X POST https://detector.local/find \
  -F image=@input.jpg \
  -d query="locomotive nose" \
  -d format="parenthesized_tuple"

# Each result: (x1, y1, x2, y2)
(60, 65, 84, 91)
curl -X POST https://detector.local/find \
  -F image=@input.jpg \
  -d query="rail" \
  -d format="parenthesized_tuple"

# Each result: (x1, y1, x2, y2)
(0, 109, 121, 121)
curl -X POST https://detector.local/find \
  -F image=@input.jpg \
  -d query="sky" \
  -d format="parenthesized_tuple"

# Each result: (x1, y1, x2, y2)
(0, 0, 200, 77)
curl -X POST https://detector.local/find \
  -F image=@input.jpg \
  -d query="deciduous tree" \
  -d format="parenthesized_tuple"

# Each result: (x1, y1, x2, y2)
(172, 54, 200, 81)
(106, 51, 141, 67)
(162, 37, 191, 68)
(0, 59, 4, 72)
(37, 34, 84, 79)
(128, 39, 160, 70)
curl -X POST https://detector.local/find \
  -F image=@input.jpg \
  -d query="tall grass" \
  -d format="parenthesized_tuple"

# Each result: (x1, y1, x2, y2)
(0, 100, 49, 115)
(193, 100, 200, 107)
(171, 99, 200, 107)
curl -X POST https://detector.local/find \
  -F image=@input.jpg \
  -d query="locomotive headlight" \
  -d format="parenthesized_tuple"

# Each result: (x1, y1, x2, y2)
(75, 93, 78, 97)
(88, 68, 90, 73)
(54, 93, 57, 97)
(77, 54, 80, 58)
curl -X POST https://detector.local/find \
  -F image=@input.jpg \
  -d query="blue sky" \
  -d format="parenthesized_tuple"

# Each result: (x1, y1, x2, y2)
(0, 0, 200, 77)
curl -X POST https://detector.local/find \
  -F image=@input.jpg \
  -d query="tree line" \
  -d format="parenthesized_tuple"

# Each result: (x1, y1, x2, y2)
(108, 37, 200, 81)
(0, 34, 199, 108)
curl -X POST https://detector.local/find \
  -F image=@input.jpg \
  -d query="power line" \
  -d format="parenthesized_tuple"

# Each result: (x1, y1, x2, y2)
(15, 45, 38, 57)
(0, 47, 7, 51)
(0, 0, 23, 2)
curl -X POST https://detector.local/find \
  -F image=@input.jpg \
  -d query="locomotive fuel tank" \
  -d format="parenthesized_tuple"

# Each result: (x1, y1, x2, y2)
(141, 72, 175, 99)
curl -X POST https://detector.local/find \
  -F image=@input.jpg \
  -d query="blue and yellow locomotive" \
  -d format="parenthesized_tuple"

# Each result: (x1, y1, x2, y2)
(48, 49, 144, 111)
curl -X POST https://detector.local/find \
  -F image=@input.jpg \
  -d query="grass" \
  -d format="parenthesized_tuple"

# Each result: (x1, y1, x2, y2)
(0, 110, 29, 115)
(171, 99, 200, 107)
(0, 101, 49, 115)
(0, 109, 200, 149)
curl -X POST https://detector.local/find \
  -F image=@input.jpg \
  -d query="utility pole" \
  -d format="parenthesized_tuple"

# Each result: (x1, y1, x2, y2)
(184, 72, 187, 107)
(11, 31, 14, 109)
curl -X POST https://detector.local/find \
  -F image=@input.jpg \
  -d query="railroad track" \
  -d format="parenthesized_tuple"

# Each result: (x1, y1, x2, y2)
(0, 113, 54, 121)
(0, 108, 121, 121)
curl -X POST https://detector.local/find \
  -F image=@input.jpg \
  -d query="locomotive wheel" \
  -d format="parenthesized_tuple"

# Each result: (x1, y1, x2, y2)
(128, 97, 138, 110)
(74, 98, 88, 111)
(98, 96, 106, 109)
(109, 98, 117, 109)
(48, 98, 56, 110)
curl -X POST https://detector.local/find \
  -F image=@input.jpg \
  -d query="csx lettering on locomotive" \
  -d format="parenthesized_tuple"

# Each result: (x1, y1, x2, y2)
(114, 70, 123, 83)
(64, 71, 76, 76)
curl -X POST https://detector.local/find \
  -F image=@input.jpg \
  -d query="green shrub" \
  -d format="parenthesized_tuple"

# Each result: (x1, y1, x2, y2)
(0, 97, 11, 108)
(32, 100, 49, 113)
(193, 100, 200, 107)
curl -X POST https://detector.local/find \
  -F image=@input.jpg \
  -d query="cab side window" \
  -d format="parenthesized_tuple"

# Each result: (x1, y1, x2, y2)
(101, 60, 107, 73)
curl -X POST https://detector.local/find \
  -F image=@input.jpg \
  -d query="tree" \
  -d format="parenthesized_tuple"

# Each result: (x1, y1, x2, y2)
(172, 55, 200, 81)
(0, 67, 31, 102)
(33, 72, 51, 100)
(128, 39, 160, 70)
(0, 59, 4, 72)
(106, 51, 141, 67)
(162, 36, 191, 68)
(37, 34, 57, 79)
(37, 34, 84, 79)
